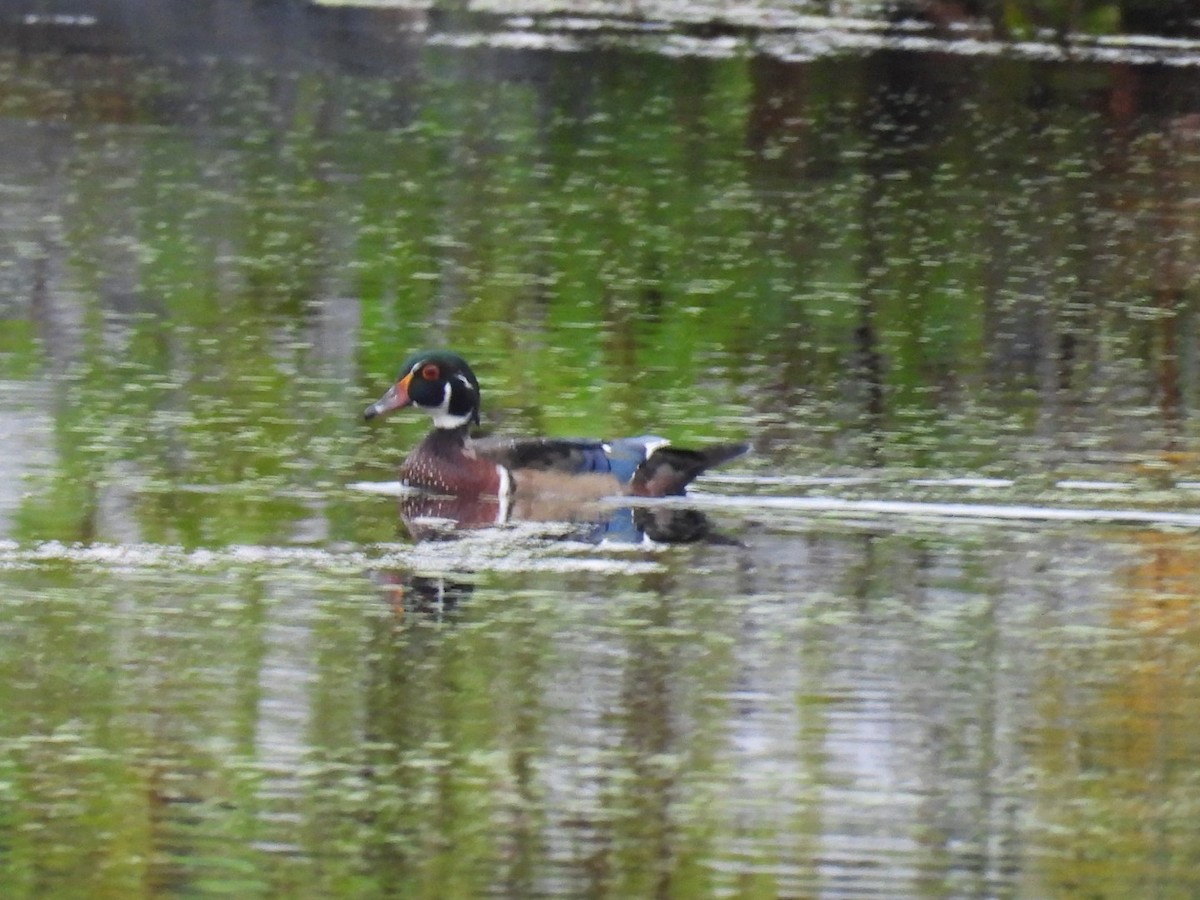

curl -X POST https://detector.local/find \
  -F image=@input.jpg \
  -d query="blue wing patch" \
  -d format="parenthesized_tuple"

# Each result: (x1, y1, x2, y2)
(601, 435, 670, 483)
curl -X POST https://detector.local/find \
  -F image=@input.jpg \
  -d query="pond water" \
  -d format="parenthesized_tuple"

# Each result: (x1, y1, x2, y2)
(3, 3, 1200, 898)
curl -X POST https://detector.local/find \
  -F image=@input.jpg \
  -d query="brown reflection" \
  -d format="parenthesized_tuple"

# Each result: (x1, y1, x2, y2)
(746, 57, 812, 177)
(1034, 532, 1200, 896)
(1102, 69, 1200, 456)
(1143, 116, 1198, 450)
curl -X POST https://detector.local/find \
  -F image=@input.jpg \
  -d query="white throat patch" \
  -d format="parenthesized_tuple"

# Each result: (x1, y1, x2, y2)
(428, 380, 475, 430)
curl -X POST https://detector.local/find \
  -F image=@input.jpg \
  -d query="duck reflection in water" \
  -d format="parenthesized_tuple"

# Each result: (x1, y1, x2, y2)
(371, 569, 473, 622)
(395, 490, 728, 545)
(375, 494, 729, 621)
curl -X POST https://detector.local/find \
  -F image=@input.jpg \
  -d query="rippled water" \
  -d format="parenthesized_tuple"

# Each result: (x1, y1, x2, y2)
(3, 4, 1200, 897)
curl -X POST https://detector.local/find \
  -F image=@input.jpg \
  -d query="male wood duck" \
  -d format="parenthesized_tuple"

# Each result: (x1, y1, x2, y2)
(364, 350, 748, 501)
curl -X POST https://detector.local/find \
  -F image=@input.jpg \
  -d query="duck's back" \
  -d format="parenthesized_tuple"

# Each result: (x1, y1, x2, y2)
(473, 435, 669, 483)
(473, 434, 747, 496)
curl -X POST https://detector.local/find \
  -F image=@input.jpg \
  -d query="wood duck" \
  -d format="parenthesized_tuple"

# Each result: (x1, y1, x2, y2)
(364, 350, 748, 501)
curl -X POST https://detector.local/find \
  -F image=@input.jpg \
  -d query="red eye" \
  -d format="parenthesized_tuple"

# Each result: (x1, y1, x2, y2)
(420, 363, 440, 380)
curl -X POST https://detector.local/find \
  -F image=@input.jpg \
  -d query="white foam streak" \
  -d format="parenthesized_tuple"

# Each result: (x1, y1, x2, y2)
(0, 531, 663, 576)
(347, 480, 418, 495)
(429, 18, 1200, 67)
(685, 494, 1200, 529)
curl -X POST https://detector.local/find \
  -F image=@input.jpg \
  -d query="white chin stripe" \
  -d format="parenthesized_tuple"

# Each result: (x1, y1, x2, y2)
(429, 408, 474, 429)
(429, 382, 474, 429)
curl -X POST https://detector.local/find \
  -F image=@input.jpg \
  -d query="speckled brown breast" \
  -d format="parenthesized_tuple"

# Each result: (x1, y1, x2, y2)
(400, 431, 505, 495)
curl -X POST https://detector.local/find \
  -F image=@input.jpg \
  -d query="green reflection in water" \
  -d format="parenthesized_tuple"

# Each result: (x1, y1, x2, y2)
(0, 526, 1197, 895)
(6, 45, 1200, 550)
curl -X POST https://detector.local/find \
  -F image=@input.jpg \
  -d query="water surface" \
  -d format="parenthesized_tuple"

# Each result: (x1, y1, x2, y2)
(2, 5, 1200, 897)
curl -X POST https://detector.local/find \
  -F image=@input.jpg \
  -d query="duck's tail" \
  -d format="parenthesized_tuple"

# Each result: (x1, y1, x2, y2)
(629, 442, 750, 497)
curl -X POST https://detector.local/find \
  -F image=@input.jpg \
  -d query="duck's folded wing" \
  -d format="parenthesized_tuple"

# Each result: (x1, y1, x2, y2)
(472, 435, 672, 481)
(473, 436, 614, 474)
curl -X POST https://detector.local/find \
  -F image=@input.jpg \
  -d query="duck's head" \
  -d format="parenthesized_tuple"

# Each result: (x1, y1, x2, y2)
(364, 350, 481, 430)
